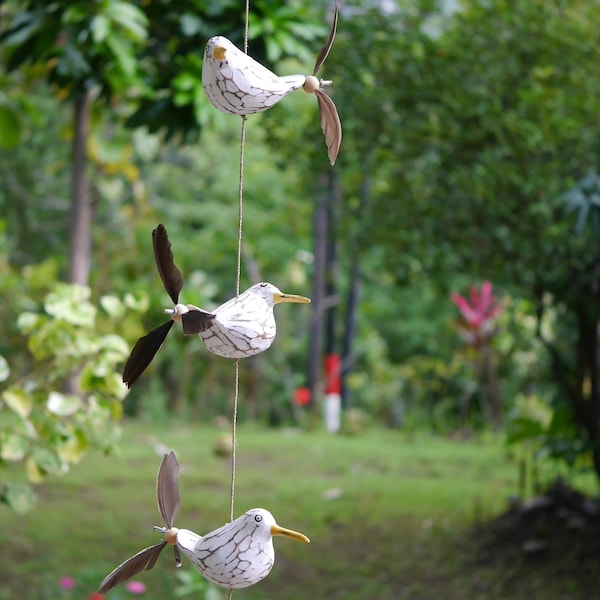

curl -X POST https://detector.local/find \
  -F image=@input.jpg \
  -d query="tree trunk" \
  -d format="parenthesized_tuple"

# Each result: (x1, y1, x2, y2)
(537, 298, 600, 482)
(324, 171, 338, 357)
(577, 303, 600, 479)
(340, 174, 370, 409)
(341, 260, 360, 409)
(307, 172, 330, 409)
(68, 92, 92, 286)
(482, 344, 502, 431)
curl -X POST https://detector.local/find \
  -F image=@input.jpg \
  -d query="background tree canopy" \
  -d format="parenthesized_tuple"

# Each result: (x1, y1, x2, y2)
(0, 0, 599, 509)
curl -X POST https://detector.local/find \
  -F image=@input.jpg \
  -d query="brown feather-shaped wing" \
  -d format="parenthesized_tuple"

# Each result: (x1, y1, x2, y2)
(157, 451, 183, 567)
(313, 4, 338, 76)
(153, 224, 184, 305)
(97, 542, 167, 594)
(315, 89, 342, 165)
(157, 452, 180, 528)
(181, 310, 217, 335)
(123, 321, 174, 388)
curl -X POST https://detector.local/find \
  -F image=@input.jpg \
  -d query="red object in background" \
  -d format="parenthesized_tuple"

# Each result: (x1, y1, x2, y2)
(451, 281, 503, 329)
(450, 280, 504, 347)
(324, 354, 341, 395)
(294, 387, 312, 406)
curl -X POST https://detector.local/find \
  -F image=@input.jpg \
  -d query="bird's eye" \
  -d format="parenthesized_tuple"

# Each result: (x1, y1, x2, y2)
(259, 283, 267, 288)
(254, 514, 263, 523)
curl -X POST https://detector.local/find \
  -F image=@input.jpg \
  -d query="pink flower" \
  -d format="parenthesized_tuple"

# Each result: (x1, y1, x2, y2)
(451, 281, 503, 346)
(125, 581, 147, 595)
(59, 576, 76, 590)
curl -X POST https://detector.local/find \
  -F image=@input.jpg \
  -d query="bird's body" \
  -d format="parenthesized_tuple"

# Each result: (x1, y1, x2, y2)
(201, 6, 342, 165)
(170, 282, 309, 359)
(203, 36, 306, 115)
(175, 508, 307, 589)
(97, 455, 309, 594)
(122, 225, 310, 387)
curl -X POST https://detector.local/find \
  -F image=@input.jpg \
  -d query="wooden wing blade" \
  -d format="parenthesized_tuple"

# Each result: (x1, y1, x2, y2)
(97, 542, 167, 594)
(315, 89, 342, 165)
(157, 451, 180, 529)
(123, 321, 174, 388)
(313, 4, 338, 76)
(153, 224, 184, 305)
(181, 310, 217, 335)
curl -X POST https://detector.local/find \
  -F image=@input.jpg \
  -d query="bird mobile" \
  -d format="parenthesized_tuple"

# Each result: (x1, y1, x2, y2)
(122, 224, 311, 388)
(98, 452, 310, 593)
(202, 5, 342, 164)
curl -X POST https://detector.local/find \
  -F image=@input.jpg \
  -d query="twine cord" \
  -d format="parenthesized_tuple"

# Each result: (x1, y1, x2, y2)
(228, 5, 250, 600)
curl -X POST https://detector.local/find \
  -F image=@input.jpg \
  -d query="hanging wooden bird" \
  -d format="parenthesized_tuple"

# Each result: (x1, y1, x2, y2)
(97, 452, 310, 594)
(202, 5, 341, 165)
(122, 225, 310, 388)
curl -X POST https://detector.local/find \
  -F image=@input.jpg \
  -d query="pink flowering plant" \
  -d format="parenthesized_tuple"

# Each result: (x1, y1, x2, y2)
(125, 581, 147, 595)
(451, 280, 504, 430)
(451, 280, 504, 347)
(60, 576, 77, 592)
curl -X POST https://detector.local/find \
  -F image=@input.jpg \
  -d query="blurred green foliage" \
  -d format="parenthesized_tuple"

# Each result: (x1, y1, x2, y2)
(0, 0, 599, 497)
(0, 264, 146, 512)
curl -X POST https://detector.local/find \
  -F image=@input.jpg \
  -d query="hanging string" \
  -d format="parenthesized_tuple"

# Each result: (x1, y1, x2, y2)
(229, 115, 247, 529)
(228, 0, 251, 573)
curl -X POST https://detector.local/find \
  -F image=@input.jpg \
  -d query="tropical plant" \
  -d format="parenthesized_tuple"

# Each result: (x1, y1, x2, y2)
(0, 273, 145, 512)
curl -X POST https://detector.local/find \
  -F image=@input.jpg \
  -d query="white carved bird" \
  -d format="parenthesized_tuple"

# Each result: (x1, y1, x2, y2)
(122, 225, 310, 388)
(202, 5, 341, 165)
(97, 452, 310, 594)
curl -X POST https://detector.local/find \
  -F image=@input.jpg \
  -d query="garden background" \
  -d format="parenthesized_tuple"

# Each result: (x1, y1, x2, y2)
(1, 1, 599, 598)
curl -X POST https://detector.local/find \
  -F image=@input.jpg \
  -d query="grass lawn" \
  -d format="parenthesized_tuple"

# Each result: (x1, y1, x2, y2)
(1, 420, 597, 599)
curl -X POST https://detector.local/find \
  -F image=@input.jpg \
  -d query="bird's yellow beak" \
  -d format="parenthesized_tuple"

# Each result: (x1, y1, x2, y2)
(274, 293, 311, 305)
(214, 46, 227, 60)
(271, 524, 310, 543)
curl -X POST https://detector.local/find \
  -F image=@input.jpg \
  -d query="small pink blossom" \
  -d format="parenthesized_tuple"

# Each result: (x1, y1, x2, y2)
(59, 576, 76, 590)
(125, 581, 147, 595)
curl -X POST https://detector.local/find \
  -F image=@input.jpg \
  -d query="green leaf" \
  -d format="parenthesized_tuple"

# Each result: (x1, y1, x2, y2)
(46, 391, 82, 417)
(99, 334, 129, 357)
(25, 456, 44, 483)
(3, 388, 33, 419)
(180, 14, 203, 37)
(0, 355, 9, 382)
(62, 5, 87, 24)
(0, 433, 28, 461)
(105, 0, 148, 42)
(91, 14, 111, 43)
(205, 586, 224, 600)
(1, 482, 37, 514)
(57, 430, 89, 464)
(105, 33, 136, 76)
(100, 294, 125, 318)
(56, 42, 91, 79)
(16, 311, 43, 334)
(0, 102, 22, 149)
(124, 291, 149, 312)
(44, 284, 96, 326)
(30, 447, 65, 476)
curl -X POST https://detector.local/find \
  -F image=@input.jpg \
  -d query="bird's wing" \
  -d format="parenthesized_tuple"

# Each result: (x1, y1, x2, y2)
(153, 224, 184, 305)
(181, 309, 217, 335)
(123, 321, 174, 388)
(313, 4, 338, 76)
(315, 89, 342, 165)
(157, 452, 181, 530)
(97, 542, 167, 594)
